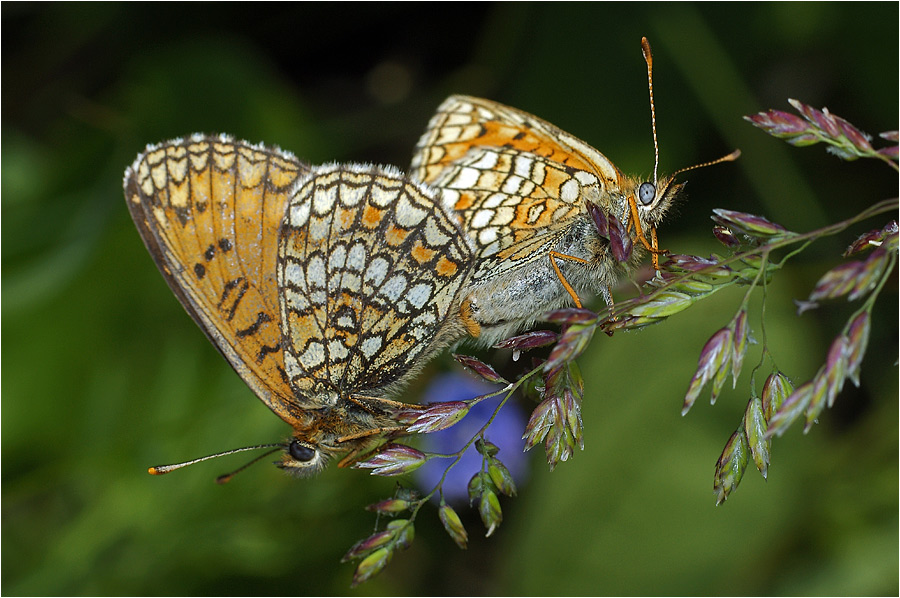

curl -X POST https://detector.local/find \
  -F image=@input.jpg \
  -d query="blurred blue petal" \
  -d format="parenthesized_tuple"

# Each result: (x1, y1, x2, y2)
(414, 372, 529, 504)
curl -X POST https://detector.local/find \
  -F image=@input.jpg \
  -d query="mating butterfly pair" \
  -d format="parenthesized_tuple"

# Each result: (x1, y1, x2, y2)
(126, 43, 723, 475)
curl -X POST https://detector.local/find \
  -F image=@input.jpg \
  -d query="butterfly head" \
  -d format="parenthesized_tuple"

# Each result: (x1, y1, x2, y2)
(278, 401, 407, 477)
(620, 161, 732, 268)
(633, 175, 685, 230)
(590, 173, 685, 269)
(278, 438, 331, 477)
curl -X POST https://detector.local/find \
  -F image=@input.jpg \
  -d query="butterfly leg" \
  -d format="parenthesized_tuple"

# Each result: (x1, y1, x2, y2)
(548, 251, 591, 308)
(347, 394, 427, 413)
(599, 285, 614, 307)
(626, 197, 666, 270)
(650, 227, 660, 269)
(335, 426, 408, 468)
(337, 425, 407, 443)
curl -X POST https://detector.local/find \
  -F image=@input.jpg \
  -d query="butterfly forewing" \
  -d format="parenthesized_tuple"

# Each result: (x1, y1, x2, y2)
(424, 146, 606, 280)
(409, 96, 637, 278)
(410, 95, 625, 189)
(124, 135, 310, 422)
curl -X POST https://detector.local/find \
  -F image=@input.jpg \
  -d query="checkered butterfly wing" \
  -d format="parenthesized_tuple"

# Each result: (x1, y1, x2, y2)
(409, 95, 630, 280)
(277, 163, 475, 404)
(124, 135, 309, 423)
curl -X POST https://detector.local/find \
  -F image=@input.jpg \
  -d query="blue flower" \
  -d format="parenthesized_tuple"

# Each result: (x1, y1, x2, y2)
(414, 372, 529, 504)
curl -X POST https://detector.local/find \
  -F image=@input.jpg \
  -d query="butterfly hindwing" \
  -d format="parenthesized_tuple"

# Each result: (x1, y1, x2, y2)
(277, 164, 475, 404)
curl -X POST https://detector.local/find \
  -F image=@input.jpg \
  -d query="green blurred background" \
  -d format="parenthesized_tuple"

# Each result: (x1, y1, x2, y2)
(3, 3, 897, 595)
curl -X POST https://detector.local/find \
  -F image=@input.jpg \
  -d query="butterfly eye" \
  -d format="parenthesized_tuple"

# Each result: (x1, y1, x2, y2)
(638, 182, 656, 205)
(289, 441, 317, 463)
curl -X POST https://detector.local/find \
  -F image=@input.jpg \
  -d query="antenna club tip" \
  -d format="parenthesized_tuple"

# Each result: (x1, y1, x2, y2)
(215, 474, 233, 485)
(641, 37, 653, 60)
(148, 466, 165, 475)
(727, 149, 742, 161)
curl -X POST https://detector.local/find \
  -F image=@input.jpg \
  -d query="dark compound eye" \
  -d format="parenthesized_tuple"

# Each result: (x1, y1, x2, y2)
(638, 182, 656, 205)
(289, 441, 316, 463)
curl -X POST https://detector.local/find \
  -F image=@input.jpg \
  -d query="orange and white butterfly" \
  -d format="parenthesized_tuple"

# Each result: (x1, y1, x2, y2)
(124, 135, 474, 476)
(410, 39, 738, 345)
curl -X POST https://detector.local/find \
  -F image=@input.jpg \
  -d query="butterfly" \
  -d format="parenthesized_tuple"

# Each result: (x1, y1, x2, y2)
(410, 39, 739, 345)
(124, 135, 474, 476)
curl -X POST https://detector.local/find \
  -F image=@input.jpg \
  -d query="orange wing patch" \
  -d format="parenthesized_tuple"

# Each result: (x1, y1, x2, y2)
(124, 135, 310, 422)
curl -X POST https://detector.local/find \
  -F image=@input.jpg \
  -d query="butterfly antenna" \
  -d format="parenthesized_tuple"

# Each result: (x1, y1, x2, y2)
(148, 443, 282, 483)
(215, 447, 283, 484)
(669, 149, 742, 180)
(640, 36, 741, 195)
(641, 37, 659, 186)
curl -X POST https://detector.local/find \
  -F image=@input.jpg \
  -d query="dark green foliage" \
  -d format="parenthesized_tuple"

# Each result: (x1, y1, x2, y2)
(3, 3, 896, 595)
